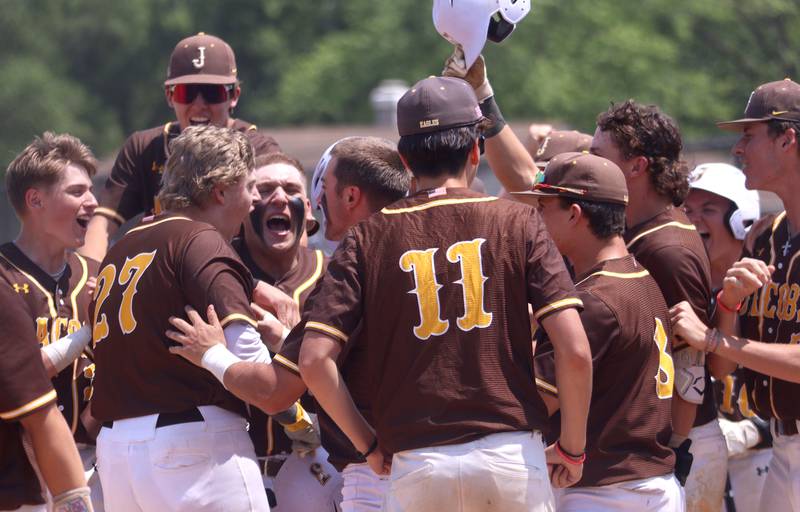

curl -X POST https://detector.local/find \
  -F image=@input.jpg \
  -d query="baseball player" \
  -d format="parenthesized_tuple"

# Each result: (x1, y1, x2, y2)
(0, 284, 93, 512)
(516, 152, 683, 510)
(671, 78, 800, 511)
(90, 125, 270, 511)
(2, 133, 103, 510)
(81, 32, 280, 263)
(232, 151, 341, 511)
(684, 163, 769, 512)
(591, 100, 724, 508)
(531, 130, 594, 170)
(167, 136, 411, 512)
(298, 76, 592, 512)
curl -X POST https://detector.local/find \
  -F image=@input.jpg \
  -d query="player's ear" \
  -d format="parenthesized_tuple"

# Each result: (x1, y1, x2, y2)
(469, 140, 481, 166)
(164, 86, 174, 108)
(628, 156, 649, 179)
(229, 85, 241, 109)
(344, 186, 362, 211)
(568, 202, 582, 225)
(24, 188, 44, 212)
(210, 183, 226, 205)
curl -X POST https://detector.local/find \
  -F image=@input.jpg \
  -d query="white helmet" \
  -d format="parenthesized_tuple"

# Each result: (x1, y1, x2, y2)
(689, 163, 760, 240)
(433, 0, 531, 68)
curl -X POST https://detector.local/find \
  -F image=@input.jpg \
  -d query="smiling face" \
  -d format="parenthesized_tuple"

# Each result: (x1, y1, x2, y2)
(683, 187, 740, 269)
(247, 162, 310, 254)
(166, 84, 240, 130)
(37, 163, 97, 249)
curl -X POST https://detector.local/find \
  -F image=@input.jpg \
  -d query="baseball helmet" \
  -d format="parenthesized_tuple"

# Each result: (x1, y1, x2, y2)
(689, 163, 760, 240)
(433, 0, 531, 68)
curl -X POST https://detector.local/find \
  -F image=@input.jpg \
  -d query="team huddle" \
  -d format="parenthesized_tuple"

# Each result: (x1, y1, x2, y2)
(3, 4, 800, 512)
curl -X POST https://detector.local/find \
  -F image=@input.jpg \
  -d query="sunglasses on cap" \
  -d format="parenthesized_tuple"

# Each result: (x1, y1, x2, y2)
(169, 84, 235, 105)
(533, 183, 588, 196)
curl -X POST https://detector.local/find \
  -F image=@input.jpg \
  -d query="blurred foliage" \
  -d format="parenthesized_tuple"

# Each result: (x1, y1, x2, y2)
(1, 0, 799, 166)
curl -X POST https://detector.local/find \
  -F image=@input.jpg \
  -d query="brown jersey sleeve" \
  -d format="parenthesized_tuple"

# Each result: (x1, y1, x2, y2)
(98, 131, 149, 224)
(644, 245, 711, 323)
(274, 322, 304, 376)
(526, 211, 583, 320)
(304, 232, 363, 344)
(0, 286, 56, 422)
(178, 229, 257, 328)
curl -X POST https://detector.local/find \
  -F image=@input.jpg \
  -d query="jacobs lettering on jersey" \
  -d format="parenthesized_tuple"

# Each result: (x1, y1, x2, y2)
(35, 316, 82, 347)
(741, 281, 800, 323)
(12, 283, 29, 294)
(400, 238, 493, 340)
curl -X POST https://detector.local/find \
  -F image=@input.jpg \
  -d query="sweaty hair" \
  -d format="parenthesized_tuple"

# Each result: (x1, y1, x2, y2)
(5, 132, 97, 215)
(397, 121, 486, 179)
(767, 119, 800, 156)
(331, 137, 410, 210)
(597, 100, 689, 206)
(158, 125, 254, 210)
(559, 197, 626, 239)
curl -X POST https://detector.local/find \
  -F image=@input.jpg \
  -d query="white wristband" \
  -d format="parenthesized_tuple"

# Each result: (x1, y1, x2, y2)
(42, 326, 92, 373)
(200, 344, 241, 388)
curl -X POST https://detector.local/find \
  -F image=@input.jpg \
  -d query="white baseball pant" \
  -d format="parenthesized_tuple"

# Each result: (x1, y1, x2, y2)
(685, 419, 728, 511)
(758, 420, 800, 511)
(557, 474, 685, 511)
(726, 448, 772, 512)
(340, 462, 389, 511)
(271, 448, 343, 511)
(383, 431, 554, 512)
(96, 405, 268, 512)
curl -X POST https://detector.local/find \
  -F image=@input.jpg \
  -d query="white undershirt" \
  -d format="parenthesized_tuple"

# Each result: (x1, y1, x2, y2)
(223, 322, 271, 364)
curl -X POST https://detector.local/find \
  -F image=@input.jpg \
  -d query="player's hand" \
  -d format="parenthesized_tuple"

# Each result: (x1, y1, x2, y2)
(366, 445, 392, 476)
(669, 301, 709, 351)
(166, 305, 224, 367)
(442, 44, 493, 102)
(253, 281, 300, 328)
(721, 258, 774, 308)
(545, 443, 583, 488)
(251, 302, 289, 352)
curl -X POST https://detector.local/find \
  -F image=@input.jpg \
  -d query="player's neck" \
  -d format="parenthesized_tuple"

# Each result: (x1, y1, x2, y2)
(414, 173, 470, 192)
(625, 192, 673, 229)
(568, 235, 628, 277)
(773, 171, 800, 237)
(14, 227, 69, 275)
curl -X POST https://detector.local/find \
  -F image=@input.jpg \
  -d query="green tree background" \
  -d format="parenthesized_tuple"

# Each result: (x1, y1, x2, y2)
(1, 0, 798, 165)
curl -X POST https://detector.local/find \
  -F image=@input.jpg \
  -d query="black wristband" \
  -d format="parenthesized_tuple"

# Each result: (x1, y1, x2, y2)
(359, 437, 379, 459)
(479, 95, 507, 139)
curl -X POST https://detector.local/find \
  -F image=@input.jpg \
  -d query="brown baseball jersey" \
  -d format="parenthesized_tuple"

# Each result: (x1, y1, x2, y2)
(0, 243, 97, 444)
(0, 283, 57, 509)
(91, 214, 257, 421)
(232, 237, 327, 460)
(625, 206, 717, 426)
(304, 188, 581, 454)
(738, 212, 800, 420)
(534, 255, 675, 487)
(95, 120, 280, 225)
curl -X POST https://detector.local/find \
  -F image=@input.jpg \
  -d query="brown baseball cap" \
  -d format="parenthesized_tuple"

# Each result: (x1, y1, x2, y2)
(165, 33, 238, 86)
(513, 152, 628, 205)
(397, 76, 483, 136)
(534, 130, 593, 169)
(718, 78, 800, 130)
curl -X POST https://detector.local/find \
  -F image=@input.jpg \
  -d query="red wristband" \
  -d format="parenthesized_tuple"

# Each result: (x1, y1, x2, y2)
(716, 290, 741, 313)
(555, 441, 586, 465)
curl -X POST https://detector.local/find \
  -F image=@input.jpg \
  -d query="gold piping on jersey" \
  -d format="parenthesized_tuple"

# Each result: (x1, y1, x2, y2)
(292, 250, 325, 304)
(575, 269, 651, 287)
(68, 254, 89, 433)
(381, 196, 498, 215)
(306, 321, 349, 343)
(535, 377, 558, 395)
(273, 354, 300, 375)
(0, 389, 57, 420)
(625, 221, 697, 249)
(533, 297, 584, 320)
(125, 216, 192, 235)
(93, 207, 126, 226)
(218, 313, 258, 328)
(246, 124, 258, 131)
(0, 253, 57, 318)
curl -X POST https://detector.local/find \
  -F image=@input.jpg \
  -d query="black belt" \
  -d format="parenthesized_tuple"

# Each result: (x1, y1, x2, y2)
(102, 407, 204, 430)
(775, 418, 799, 436)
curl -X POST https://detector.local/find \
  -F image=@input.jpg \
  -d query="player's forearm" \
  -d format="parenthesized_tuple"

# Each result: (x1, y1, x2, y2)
(221, 361, 280, 409)
(79, 215, 116, 261)
(484, 126, 537, 192)
(715, 332, 800, 383)
(21, 404, 86, 495)
(671, 396, 697, 437)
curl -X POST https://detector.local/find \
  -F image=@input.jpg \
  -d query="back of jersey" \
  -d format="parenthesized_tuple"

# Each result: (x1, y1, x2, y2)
(305, 188, 579, 454)
(91, 214, 255, 421)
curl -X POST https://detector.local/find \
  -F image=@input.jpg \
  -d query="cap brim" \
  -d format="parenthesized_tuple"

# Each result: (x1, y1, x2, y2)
(510, 189, 560, 198)
(165, 74, 237, 86)
(716, 117, 770, 131)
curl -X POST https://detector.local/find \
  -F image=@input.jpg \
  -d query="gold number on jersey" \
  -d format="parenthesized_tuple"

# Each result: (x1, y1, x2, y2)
(399, 239, 492, 341)
(654, 317, 674, 399)
(446, 239, 493, 332)
(721, 375, 757, 418)
(118, 251, 156, 334)
(400, 248, 449, 340)
(92, 264, 117, 346)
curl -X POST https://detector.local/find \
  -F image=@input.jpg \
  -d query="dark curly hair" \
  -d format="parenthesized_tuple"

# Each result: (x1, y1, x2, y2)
(597, 100, 689, 206)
